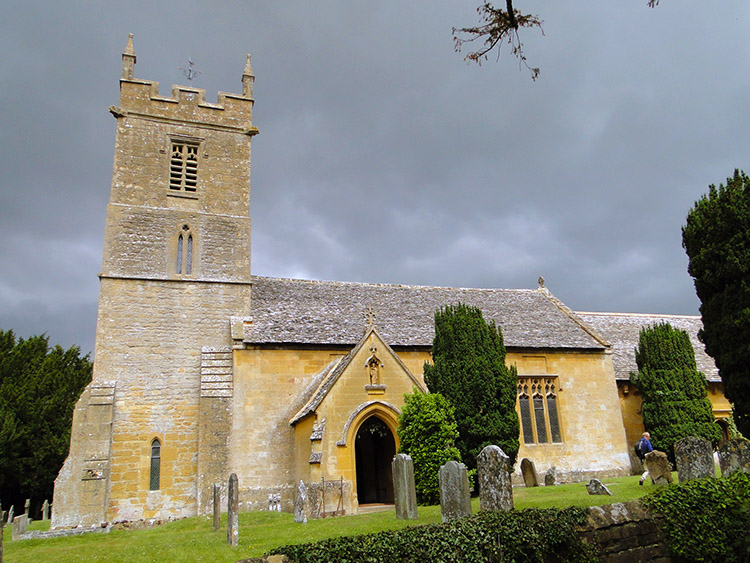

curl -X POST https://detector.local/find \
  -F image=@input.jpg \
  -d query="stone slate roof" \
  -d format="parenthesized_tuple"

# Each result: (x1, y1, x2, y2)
(246, 276, 607, 350)
(576, 312, 719, 382)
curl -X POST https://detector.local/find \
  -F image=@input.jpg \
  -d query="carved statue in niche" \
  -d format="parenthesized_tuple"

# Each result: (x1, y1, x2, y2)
(365, 346, 383, 385)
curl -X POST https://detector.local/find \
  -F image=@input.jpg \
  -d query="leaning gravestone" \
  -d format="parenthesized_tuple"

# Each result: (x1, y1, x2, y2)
(477, 445, 513, 512)
(544, 466, 557, 486)
(439, 460, 472, 523)
(585, 478, 612, 496)
(42, 500, 49, 521)
(520, 458, 539, 487)
(644, 450, 673, 485)
(675, 436, 714, 483)
(213, 483, 221, 532)
(718, 438, 750, 477)
(227, 473, 238, 546)
(294, 481, 308, 524)
(6, 506, 13, 526)
(392, 454, 418, 520)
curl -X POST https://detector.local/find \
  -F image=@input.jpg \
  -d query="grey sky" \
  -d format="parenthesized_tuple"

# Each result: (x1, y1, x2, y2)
(1, 2, 748, 355)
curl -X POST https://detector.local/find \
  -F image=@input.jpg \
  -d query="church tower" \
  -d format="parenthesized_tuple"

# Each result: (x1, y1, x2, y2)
(52, 35, 257, 526)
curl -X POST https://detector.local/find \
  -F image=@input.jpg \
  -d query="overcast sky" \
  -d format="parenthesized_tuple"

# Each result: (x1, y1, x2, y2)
(1, 2, 748, 355)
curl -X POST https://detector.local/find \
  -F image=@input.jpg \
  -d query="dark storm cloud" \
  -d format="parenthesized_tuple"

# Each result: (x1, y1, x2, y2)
(1, 1, 748, 354)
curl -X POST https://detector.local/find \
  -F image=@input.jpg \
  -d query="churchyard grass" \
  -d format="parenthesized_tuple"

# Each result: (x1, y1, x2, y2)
(3, 473, 664, 562)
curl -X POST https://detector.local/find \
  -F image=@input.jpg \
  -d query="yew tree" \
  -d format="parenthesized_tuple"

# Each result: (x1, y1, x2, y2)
(630, 322, 720, 458)
(682, 170, 750, 436)
(423, 303, 519, 470)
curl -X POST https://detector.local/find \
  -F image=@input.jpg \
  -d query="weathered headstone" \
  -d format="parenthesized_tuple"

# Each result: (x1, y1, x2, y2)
(477, 445, 513, 512)
(520, 458, 539, 487)
(585, 479, 612, 496)
(268, 493, 281, 512)
(212, 483, 221, 532)
(12, 514, 29, 540)
(6, 506, 13, 526)
(42, 500, 49, 521)
(644, 450, 673, 485)
(227, 473, 238, 546)
(718, 438, 750, 477)
(439, 460, 472, 523)
(294, 481, 308, 524)
(392, 454, 418, 520)
(23, 499, 29, 517)
(544, 466, 557, 486)
(675, 436, 714, 483)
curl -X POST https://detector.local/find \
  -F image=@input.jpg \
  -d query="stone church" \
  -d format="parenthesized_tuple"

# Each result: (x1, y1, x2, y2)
(51, 37, 731, 527)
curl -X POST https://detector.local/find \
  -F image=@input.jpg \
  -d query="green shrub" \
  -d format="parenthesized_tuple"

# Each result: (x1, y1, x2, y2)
(397, 390, 462, 505)
(643, 472, 750, 562)
(268, 506, 597, 562)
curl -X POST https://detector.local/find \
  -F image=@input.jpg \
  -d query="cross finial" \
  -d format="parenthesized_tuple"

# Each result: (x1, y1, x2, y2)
(538, 276, 545, 288)
(361, 306, 377, 330)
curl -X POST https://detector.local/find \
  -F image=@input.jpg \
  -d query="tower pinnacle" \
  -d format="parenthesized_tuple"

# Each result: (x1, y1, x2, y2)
(242, 54, 255, 98)
(122, 33, 136, 80)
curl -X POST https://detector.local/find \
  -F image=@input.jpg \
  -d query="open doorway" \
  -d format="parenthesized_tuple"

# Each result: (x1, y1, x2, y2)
(354, 416, 395, 504)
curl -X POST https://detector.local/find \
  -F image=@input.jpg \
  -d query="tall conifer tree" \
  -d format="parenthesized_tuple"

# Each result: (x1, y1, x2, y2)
(683, 169, 750, 436)
(423, 303, 519, 469)
(630, 322, 720, 458)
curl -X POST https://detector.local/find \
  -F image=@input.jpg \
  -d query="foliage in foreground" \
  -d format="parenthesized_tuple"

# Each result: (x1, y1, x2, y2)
(0, 329, 92, 516)
(424, 303, 520, 472)
(682, 169, 750, 437)
(269, 506, 596, 563)
(397, 390, 462, 505)
(630, 322, 720, 459)
(643, 472, 750, 562)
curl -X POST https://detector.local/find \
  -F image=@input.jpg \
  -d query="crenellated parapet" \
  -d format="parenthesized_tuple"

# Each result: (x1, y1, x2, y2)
(112, 34, 257, 135)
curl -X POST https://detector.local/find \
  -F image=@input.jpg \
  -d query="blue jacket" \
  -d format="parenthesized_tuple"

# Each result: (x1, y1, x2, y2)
(639, 437, 653, 455)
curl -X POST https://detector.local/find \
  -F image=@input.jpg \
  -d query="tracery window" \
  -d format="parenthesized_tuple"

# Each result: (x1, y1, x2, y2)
(149, 439, 161, 490)
(517, 377, 562, 444)
(169, 141, 199, 192)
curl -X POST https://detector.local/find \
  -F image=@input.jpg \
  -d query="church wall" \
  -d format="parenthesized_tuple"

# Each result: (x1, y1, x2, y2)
(230, 347, 350, 512)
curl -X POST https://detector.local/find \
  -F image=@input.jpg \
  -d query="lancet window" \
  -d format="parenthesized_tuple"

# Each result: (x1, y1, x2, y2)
(176, 225, 193, 275)
(149, 439, 161, 490)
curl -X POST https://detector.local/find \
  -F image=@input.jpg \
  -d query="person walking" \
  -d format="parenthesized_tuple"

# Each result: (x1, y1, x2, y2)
(637, 431, 654, 485)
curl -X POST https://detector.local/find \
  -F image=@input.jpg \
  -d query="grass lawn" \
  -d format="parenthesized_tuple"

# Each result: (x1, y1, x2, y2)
(3, 473, 660, 563)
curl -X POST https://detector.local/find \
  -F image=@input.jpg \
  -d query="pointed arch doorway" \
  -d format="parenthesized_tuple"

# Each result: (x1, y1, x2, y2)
(355, 416, 395, 504)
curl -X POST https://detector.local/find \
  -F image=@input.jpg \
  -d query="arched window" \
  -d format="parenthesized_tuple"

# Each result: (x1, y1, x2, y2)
(149, 439, 161, 490)
(175, 225, 194, 276)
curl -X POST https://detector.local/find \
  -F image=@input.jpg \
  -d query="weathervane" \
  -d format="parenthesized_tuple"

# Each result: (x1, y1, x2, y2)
(179, 58, 202, 82)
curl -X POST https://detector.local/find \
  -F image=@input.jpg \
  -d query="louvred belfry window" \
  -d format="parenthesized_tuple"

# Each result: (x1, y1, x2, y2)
(169, 142, 199, 192)
(517, 377, 563, 444)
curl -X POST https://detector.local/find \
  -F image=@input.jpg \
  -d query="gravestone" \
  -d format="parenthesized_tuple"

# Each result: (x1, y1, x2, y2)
(267, 493, 281, 512)
(477, 445, 513, 512)
(294, 481, 308, 524)
(23, 499, 29, 517)
(644, 451, 673, 485)
(718, 438, 750, 477)
(520, 458, 539, 487)
(12, 514, 29, 540)
(439, 460, 472, 523)
(227, 473, 238, 546)
(544, 466, 557, 486)
(392, 454, 418, 520)
(675, 436, 714, 483)
(6, 506, 13, 526)
(42, 500, 49, 521)
(213, 483, 221, 532)
(585, 479, 612, 496)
